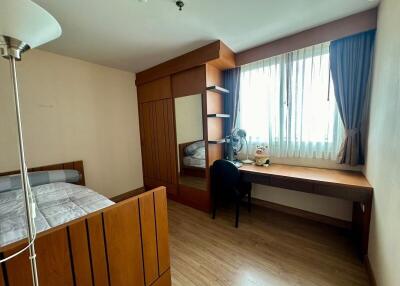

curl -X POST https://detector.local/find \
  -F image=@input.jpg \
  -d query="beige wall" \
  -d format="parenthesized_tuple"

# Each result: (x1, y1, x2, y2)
(0, 49, 143, 198)
(365, 0, 400, 285)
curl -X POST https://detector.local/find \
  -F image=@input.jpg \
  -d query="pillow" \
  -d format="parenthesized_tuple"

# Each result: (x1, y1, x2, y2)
(0, 170, 81, 193)
(184, 140, 205, 156)
(192, 147, 205, 160)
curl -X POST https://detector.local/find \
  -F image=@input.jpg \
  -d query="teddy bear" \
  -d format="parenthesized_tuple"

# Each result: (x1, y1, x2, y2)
(254, 145, 270, 166)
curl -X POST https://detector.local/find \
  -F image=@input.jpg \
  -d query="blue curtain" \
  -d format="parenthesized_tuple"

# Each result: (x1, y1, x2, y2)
(223, 67, 241, 137)
(330, 30, 376, 165)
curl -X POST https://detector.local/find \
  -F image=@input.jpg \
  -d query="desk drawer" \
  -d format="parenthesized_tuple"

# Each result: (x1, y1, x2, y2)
(314, 184, 371, 202)
(241, 172, 270, 185)
(270, 176, 313, 192)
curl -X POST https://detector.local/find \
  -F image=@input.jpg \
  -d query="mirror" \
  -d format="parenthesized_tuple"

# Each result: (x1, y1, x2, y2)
(174, 94, 206, 191)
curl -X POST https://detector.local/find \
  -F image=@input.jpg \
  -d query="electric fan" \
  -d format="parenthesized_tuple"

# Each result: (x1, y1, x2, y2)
(227, 128, 254, 164)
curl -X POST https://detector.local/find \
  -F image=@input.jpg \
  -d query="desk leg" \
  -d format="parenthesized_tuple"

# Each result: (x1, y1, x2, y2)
(352, 198, 372, 259)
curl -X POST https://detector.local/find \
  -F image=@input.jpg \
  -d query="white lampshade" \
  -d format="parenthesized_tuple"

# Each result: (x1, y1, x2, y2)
(0, 0, 62, 49)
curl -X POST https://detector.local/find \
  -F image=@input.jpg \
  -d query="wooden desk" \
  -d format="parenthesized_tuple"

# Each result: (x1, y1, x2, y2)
(239, 164, 373, 258)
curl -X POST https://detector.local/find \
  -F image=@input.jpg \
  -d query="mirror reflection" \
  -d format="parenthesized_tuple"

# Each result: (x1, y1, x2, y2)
(175, 94, 206, 191)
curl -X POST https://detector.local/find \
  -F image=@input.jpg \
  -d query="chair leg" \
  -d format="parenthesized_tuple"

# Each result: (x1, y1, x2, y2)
(248, 190, 252, 213)
(235, 199, 240, 228)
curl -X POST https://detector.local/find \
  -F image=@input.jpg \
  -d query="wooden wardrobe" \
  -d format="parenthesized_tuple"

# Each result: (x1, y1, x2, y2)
(136, 41, 235, 211)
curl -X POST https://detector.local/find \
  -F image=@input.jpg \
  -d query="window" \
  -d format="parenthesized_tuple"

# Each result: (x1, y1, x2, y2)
(239, 42, 343, 160)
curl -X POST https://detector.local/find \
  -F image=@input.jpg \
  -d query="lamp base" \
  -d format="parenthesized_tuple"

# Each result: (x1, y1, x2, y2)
(241, 159, 254, 164)
(0, 35, 30, 60)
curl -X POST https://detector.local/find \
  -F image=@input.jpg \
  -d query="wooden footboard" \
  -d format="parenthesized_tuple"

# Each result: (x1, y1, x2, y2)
(0, 187, 171, 286)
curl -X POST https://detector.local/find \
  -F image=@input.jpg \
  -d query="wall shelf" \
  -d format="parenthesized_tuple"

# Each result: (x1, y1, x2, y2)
(208, 139, 226, 144)
(206, 86, 229, 94)
(207, 114, 230, 118)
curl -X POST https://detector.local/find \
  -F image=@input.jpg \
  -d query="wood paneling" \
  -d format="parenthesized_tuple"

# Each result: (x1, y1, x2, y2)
(206, 91, 224, 115)
(0, 160, 86, 186)
(111, 187, 146, 202)
(236, 8, 378, 66)
(177, 184, 211, 212)
(0, 188, 171, 286)
(154, 189, 170, 274)
(153, 270, 171, 286)
(139, 193, 159, 285)
(206, 62, 223, 87)
(144, 178, 178, 196)
(205, 64, 225, 168)
(103, 199, 144, 286)
(352, 198, 373, 257)
(0, 263, 4, 286)
(270, 176, 314, 193)
(68, 220, 93, 286)
(138, 76, 172, 103)
(207, 117, 224, 141)
(36, 228, 74, 286)
(5, 229, 74, 286)
(172, 65, 206, 98)
(136, 41, 225, 85)
(139, 98, 178, 195)
(87, 215, 110, 286)
(3, 246, 31, 286)
(209, 41, 236, 70)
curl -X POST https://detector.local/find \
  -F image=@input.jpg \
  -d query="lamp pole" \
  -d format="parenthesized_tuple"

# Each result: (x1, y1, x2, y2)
(1, 38, 40, 286)
(1, 2, 61, 284)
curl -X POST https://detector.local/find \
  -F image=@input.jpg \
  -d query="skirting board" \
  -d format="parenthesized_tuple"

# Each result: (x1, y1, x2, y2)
(365, 255, 377, 286)
(252, 198, 352, 230)
(111, 187, 146, 203)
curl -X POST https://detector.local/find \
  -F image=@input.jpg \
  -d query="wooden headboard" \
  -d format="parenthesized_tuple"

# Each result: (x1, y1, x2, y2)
(0, 161, 86, 186)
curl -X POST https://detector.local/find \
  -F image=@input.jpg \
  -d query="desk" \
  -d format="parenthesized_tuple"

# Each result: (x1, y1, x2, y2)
(239, 164, 373, 257)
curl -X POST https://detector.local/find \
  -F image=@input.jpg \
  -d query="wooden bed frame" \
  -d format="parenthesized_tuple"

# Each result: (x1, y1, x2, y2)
(0, 161, 171, 286)
(178, 141, 206, 178)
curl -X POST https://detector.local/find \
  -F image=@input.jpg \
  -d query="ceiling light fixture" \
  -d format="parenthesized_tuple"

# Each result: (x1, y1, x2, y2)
(176, 0, 184, 11)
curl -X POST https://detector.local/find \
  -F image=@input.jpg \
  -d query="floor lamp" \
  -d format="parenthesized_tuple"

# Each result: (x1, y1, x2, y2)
(0, 0, 61, 285)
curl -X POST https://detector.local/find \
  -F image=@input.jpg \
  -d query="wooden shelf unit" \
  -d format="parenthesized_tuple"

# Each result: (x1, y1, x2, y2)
(208, 139, 226, 144)
(206, 86, 229, 94)
(207, 114, 230, 118)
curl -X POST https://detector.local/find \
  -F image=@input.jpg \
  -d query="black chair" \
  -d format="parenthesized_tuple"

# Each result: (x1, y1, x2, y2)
(210, 160, 252, 228)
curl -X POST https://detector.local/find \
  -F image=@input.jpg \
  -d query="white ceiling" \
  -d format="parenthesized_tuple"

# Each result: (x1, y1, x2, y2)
(33, 0, 379, 73)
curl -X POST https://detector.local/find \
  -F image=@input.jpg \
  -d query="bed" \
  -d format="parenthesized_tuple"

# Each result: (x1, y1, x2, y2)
(0, 161, 171, 286)
(178, 140, 206, 178)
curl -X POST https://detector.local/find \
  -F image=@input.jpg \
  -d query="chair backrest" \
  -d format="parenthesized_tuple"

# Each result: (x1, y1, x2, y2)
(210, 160, 240, 193)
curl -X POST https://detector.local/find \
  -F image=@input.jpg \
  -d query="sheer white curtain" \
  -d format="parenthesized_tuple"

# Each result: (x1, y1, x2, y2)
(238, 42, 344, 160)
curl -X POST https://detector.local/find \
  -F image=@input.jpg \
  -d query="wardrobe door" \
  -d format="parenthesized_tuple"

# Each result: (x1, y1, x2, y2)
(139, 99, 178, 195)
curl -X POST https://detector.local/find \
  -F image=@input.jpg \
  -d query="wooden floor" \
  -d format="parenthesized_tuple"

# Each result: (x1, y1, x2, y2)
(168, 200, 370, 286)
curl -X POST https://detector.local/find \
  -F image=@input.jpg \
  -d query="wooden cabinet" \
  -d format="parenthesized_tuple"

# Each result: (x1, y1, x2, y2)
(136, 42, 235, 211)
(138, 77, 172, 103)
(172, 66, 206, 98)
(138, 77, 178, 195)
(137, 65, 227, 210)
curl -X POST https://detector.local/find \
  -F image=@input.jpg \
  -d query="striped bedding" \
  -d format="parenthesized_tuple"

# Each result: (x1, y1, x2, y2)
(0, 182, 114, 248)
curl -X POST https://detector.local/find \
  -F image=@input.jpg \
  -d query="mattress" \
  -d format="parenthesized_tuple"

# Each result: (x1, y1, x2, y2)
(183, 156, 206, 168)
(0, 182, 114, 247)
